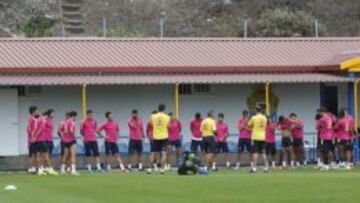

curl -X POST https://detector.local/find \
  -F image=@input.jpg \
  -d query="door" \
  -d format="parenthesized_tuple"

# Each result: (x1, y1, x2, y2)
(324, 85, 338, 116)
(0, 89, 19, 156)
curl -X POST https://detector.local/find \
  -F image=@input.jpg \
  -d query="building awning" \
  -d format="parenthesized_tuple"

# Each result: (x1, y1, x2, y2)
(1, 37, 360, 74)
(0, 73, 353, 85)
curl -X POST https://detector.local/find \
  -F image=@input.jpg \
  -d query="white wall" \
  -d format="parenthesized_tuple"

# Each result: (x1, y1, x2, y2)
(14, 83, 328, 155)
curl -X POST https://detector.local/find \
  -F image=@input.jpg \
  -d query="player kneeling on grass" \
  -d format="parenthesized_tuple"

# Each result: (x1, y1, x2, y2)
(334, 108, 355, 170)
(178, 152, 201, 175)
(98, 111, 126, 172)
(81, 110, 102, 172)
(33, 110, 58, 175)
(214, 113, 230, 170)
(60, 111, 79, 175)
(127, 110, 145, 171)
(289, 113, 307, 167)
(265, 116, 277, 169)
(278, 116, 295, 168)
(147, 104, 170, 174)
(166, 112, 183, 170)
(200, 111, 217, 172)
(248, 107, 269, 173)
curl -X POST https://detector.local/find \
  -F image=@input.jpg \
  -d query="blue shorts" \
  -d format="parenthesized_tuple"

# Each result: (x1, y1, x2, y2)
(190, 140, 203, 153)
(35, 141, 49, 153)
(46, 141, 54, 155)
(266, 142, 276, 155)
(28, 143, 37, 157)
(169, 140, 182, 148)
(202, 136, 216, 154)
(338, 140, 352, 151)
(252, 140, 266, 154)
(238, 138, 252, 153)
(281, 138, 293, 148)
(293, 139, 304, 148)
(216, 142, 229, 153)
(63, 141, 76, 149)
(84, 141, 100, 157)
(128, 139, 143, 154)
(152, 139, 168, 153)
(105, 142, 119, 155)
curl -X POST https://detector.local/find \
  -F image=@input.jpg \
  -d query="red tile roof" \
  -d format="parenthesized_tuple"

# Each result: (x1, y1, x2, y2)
(0, 73, 352, 85)
(0, 38, 359, 74)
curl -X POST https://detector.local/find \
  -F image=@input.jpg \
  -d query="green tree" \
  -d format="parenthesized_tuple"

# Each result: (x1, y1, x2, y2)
(255, 8, 323, 37)
(22, 8, 55, 37)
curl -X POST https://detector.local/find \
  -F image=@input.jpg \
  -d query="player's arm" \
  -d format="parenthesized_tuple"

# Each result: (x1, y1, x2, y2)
(97, 125, 105, 137)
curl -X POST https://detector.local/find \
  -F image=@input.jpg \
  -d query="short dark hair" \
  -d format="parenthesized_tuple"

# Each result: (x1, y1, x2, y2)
(207, 111, 214, 117)
(195, 112, 201, 119)
(289, 112, 297, 118)
(69, 111, 77, 117)
(218, 113, 224, 118)
(168, 112, 174, 116)
(132, 109, 138, 114)
(65, 112, 70, 117)
(319, 107, 328, 113)
(29, 106, 37, 114)
(44, 109, 54, 117)
(242, 110, 249, 116)
(34, 114, 40, 118)
(152, 110, 158, 114)
(278, 115, 285, 123)
(105, 111, 112, 118)
(256, 107, 262, 113)
(315, 113, 322, 120)
(339, 110, 346, 118)
(158, 104, 166, 112)
(86, 110, 93, 114)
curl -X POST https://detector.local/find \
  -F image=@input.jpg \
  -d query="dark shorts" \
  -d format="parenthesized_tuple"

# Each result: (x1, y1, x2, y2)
(293, 139, 304, 148)
(190, 140, 203, 153)
(238, 138, 252, 153)
(281, 138, 293, 148)
(128, 139, 143, 154)
(35, 141, 49, 153)
(84, 141, 100, 157)
(63, 141, 77, 149)
(317, 138, 321, 150)
(266, 142, 276, 156)
(216, 142, 229, 153)
(320, 140, 333, 154)
(28, 143, 37, 157)
(338, 140, 352, 151)
(60, 142, 65, 156)
(105, 142, 119, 155)
(46, 141, 54, 155)
(252, 140, 266, 154)
(202, 136, 216, 154)
(152, 139, 168, 153)
(168, 140, 182, 148)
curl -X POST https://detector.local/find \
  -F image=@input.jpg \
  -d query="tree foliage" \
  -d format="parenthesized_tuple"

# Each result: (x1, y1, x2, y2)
(256, 8, 318, 37)
(22, 8, 55, 37)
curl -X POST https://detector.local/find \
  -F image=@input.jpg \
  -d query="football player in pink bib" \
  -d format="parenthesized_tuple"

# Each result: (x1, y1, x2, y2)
(317, 108, 334, 170)
(265, 116, 277, 169)
(98, 111, 126, 172)
(334, 108, 355, 169)
(166, 112, 182, 170)
(60, 111, 79, 175)
(127, 110, 145, 171)
(27, 106, 38, 174)
(214, 113, 230, 170)
(289, 113, 307, 167)
(80, 110, 102, 172)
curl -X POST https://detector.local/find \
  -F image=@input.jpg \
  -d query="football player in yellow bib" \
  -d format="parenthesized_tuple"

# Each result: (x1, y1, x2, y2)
(147, 104, 170, 174)
(248, 107, 269, 173)
(200, 111, 217, 171)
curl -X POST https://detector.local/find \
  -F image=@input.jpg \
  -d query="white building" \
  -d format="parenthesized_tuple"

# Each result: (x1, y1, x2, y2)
(0, 38, 359, 167)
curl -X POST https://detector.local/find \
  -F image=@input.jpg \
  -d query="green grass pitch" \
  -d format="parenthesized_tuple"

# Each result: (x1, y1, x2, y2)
(0, 168, 359, 203)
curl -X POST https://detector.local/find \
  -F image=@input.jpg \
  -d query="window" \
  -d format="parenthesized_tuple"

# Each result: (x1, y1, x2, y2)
(179, 84, 211, 95)
(17, 86, 44, 97)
